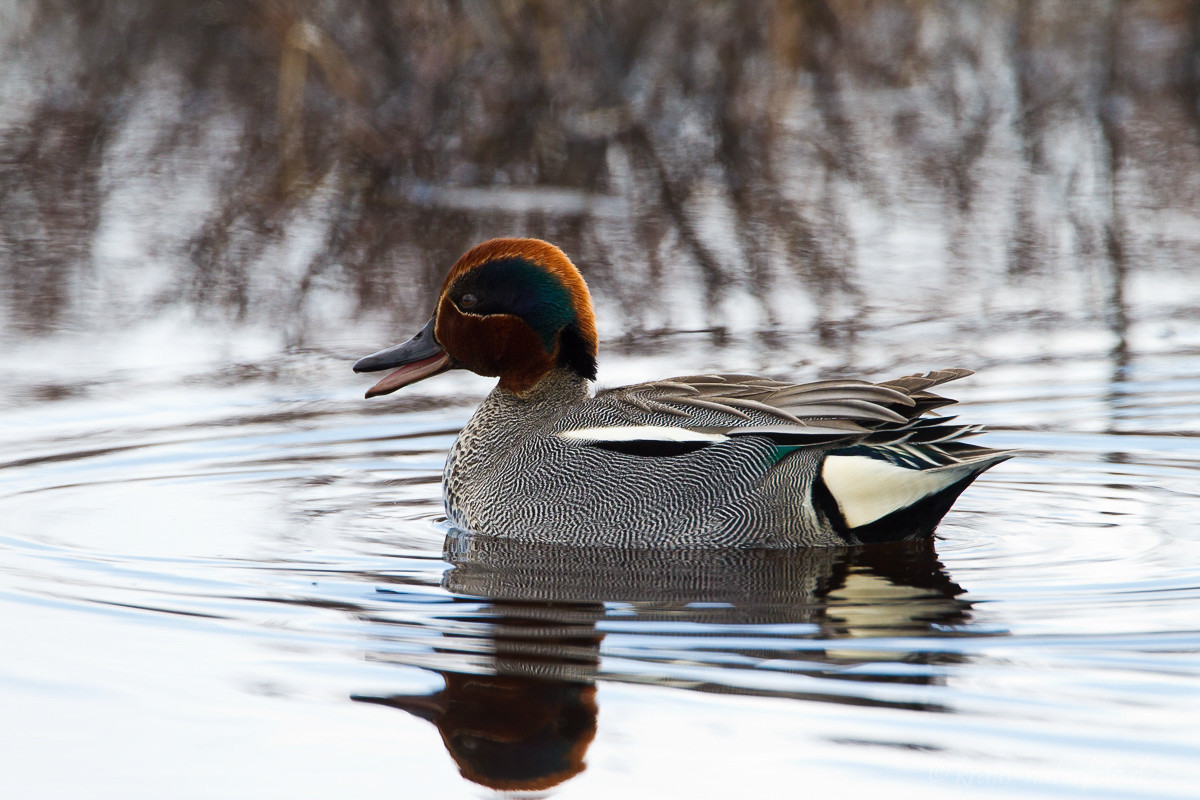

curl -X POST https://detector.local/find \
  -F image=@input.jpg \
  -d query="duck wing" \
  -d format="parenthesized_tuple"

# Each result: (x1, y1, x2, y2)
(555, 369, 998, 459)
(578, 368, 975, 442)
(563, 369, 1012, 539)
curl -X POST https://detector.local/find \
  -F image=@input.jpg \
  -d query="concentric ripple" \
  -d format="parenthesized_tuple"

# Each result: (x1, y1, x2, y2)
(1, 348, 1198, 799)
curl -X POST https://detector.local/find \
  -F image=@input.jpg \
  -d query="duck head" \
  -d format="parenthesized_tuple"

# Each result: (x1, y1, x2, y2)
(354, 238, 598, 397)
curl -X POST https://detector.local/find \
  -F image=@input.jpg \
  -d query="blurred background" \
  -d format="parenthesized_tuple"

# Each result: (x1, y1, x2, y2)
(3, 3, 1200, 798)
(3, 0, 1198, 379)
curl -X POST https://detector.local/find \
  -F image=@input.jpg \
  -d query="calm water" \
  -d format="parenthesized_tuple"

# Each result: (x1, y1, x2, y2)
(2, 306, 1199, 798)
(5, 2, 1200, 796)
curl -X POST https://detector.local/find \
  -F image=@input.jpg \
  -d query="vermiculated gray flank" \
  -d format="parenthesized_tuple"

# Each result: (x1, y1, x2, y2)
(443, 368, 1011, 548)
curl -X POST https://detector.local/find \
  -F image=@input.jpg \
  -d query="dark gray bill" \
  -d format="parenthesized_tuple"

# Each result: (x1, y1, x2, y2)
(353, 317, 451, 397)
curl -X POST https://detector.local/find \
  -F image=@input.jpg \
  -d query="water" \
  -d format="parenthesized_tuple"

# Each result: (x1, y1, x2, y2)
(5, 1, 1200, 796)
(2, 312, 1199, 798)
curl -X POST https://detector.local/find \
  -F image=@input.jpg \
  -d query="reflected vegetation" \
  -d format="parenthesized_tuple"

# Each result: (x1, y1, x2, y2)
(353, 534, 976, 790)
(2, 1, 1199, 347)
(3, 2, 1200, 797)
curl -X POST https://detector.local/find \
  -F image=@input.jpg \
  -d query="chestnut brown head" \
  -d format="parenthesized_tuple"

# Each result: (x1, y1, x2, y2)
(354, 238, 598, 396)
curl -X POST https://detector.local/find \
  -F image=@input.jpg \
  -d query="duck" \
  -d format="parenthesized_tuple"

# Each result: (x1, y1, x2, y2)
(354, 237, 1011, 548)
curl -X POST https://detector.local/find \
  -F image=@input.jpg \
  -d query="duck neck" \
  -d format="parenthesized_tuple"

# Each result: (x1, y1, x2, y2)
(490, 367, 590, 411)
(448, 368, 589, 490)
(464, 368, 588, 449)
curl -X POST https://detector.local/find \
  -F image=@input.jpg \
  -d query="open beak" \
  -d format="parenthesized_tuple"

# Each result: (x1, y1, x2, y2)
(353, 316, 451, 398)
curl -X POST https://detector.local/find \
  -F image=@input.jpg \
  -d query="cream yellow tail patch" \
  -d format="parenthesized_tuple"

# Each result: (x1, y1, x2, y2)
(821, 455, 970, 529)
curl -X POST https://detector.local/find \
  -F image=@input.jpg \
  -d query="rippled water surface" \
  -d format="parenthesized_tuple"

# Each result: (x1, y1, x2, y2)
(5, 2, 1200, 796)
(3, 316, 1199, 799)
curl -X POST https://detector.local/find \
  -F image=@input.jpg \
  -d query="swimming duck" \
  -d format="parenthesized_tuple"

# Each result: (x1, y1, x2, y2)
(354, 238, 1011, 548)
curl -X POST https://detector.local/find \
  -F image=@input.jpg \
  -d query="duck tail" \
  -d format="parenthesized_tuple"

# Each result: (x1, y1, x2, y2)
(814, 445, 1013, 544)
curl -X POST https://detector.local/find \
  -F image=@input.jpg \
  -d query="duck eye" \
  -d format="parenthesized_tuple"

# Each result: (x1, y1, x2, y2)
(460, 293, 478, 309)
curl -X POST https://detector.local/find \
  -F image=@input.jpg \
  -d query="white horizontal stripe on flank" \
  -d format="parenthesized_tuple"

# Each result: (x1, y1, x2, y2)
(557, 426, 729, 443)
(822, 454, 967, 529)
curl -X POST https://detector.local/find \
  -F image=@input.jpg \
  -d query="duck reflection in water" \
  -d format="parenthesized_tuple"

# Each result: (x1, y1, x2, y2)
(355, 594, 602, 792)
(353, 530, 979, 792)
